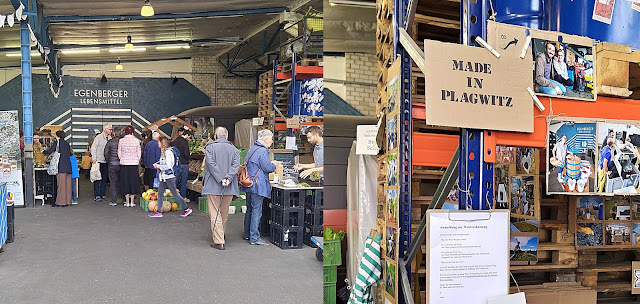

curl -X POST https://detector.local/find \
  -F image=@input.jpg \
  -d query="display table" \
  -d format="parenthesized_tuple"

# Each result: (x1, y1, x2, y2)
(267, 183, 323, 249)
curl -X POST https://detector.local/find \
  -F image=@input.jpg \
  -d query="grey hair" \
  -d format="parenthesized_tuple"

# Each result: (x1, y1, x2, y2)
(152, 132, 160, 140)
(257, 129, 273, 144)
(103, 123, 112, 131)
(214, 127, 229, 140)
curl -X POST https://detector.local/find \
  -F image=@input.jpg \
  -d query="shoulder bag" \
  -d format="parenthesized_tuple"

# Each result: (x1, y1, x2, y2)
(238, 147, 263, 187)
(47, 140, 60, 176)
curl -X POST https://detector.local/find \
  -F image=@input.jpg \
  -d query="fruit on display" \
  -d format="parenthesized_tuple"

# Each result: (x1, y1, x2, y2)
(142, 189, 172, 201)
(148, 201, 158, 212)
(171, 203, 178, 211)
(162, 201, 172, 212)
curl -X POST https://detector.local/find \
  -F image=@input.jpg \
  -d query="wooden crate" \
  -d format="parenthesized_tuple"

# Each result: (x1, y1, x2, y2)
(596, 42, 640, 97)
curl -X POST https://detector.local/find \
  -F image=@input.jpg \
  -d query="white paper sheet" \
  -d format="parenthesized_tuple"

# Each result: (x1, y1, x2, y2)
(285, 136, 297, 150)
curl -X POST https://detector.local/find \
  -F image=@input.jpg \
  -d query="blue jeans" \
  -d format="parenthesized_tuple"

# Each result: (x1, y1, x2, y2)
(71, 178, 78, 203)
(93, 162, 108, 198)
(539, 79, 567, 95)
(244, 192, 265, 243)
(157, 177, 187, 211)
(176, 164, 189, 197)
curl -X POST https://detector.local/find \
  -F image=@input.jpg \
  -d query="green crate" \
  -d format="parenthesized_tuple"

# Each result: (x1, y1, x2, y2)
(323, 266, 337, 283)
(323, 282, 336, 304)
(323, 239, 342, 266)
(140, 198, 150, 212)
(198, 196, 208, 213)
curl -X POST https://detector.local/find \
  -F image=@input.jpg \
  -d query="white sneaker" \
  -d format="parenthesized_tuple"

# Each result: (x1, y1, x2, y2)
(71, 201, 78, 205)
(184, 198, 191, 203)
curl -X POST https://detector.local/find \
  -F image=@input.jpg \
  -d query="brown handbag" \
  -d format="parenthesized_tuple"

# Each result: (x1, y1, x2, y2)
(238, 147, 262, 187)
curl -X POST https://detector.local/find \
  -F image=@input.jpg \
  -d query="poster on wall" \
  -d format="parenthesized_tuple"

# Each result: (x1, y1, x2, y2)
(0, 111, 24, 206)
(593, 0, 615, 24)
(547, 119, 597, 194)
(386, 190, 398, 224)
(596, 121, 640, 194)
(510, 175, 539, 219)
(387, 60, 401, 115)
(509, 235, 538, 265)
(487, 21, 596, 102)
(494, 164, 512, 210)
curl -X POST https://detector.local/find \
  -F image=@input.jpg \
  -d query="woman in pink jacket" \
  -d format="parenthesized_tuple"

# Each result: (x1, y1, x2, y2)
(118, 125, 142, 207)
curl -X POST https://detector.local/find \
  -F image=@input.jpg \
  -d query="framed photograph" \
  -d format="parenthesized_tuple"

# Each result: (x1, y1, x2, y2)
(386, 153, 398, 187)
(496, 146, 516, 164)
(577, 222, 604, 247)
(385, 226, 397, 260)
(387, 115, 398, 151)
(633, 199, 640, 220)
(605, 223, 632, 246)
(577, 197, 603, 221)
(633, 223, 640, 246)
(510, 217, 540, 233)
(547, 119, 597, 194)
(510, 236, 538, 265)
(386, 190, 398, 224)
(604, 198, 631, 221)
(385, 260, 397, 298)
(596, 122, 640, 194)
(494, 164, 512, 209)
(516, 147, 537, 175)
(510, 175, 539, 219)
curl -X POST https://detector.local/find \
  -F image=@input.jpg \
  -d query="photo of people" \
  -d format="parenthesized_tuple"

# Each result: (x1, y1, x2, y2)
(532, 38, 594, 100)
(604, 198, 630, 221)
(386, 153, 398, 186)
(385, 261, 396, 298)
(510, 217, 539, 233)
(577, 223, 604, 247)
(605, 223, 632, 246)
(596, 122, 640, 194)
(496, 146, 516, 164)
(387, 75, 399, 113)
(633, 223, 640, 245)
(577, 197, 603, 221)
(547, 119, 596, 194)
(510, 236, 538, 265)
(633, 199, 640, 220)
(516, 147, 537, 174)
(386, 226, 397, 260)
(387, 116, 398, 151)
(494, 165, 511, 209)
(510, 175, 537, 218)
(386, 190, 398, 223)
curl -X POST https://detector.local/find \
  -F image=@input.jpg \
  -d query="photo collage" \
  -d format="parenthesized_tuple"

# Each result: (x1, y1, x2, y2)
(575, 197, 640, 248)
(383, 60, 401, 302)
(495, 145, 540, 265)
(547, 118, 640, 195)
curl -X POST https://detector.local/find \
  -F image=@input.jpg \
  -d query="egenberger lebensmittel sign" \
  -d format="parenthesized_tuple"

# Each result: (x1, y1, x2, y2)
(423, 39, 533, 133)
(66, 77, 133, 107)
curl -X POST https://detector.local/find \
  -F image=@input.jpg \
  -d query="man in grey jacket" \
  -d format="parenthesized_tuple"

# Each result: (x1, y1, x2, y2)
(534, 41, 566, 96)
(90, 123, 112, 201)
(202, 127, 240, 250)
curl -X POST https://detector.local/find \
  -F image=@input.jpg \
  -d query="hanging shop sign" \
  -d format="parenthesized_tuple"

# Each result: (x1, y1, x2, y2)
(423, 39, 533, 132)
(426, 210, 510, 304)
(0, 111, 24, 207)
(487, 21, 596, 102)
(66, 77, 133, 107)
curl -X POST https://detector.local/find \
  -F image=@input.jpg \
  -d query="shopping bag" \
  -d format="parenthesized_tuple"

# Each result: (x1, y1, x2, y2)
(153, 171, 159, 188)
(47, 141, 60, 176)
(90, 162, 101, 182)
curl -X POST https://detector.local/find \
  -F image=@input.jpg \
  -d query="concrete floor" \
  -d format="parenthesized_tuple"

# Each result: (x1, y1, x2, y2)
(0, 179, 322, 304)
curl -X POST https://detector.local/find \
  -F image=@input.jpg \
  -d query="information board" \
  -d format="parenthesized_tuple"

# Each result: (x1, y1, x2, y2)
(272, 150, 299, 179)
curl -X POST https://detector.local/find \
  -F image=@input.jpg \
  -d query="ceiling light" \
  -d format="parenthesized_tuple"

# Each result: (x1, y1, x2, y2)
(329, 0, 376, 8)
(141, 0, 154, 17)
(6, 51, 39, 57)
(115, 58, 123, 70)
(109, 47, 147, 53)
(155, 45, 191, 50)
(60, 49, 101, 55)
(125, 35, 134, 50)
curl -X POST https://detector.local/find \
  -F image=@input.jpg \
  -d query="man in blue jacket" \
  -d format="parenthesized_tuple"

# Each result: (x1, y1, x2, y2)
(242, 129, 277, 245)
(143, 132, 162, 191)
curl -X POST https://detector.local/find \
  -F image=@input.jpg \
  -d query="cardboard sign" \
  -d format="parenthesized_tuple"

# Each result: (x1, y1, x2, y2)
(286, 117, 300, 129)
(633, 261, 640, 294)
(423, 39, 533, 132)
(356, 125, 380, 155)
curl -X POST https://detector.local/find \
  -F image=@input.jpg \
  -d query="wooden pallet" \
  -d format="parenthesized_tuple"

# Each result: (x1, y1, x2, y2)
(299, 59, 322, 67)
(577, 250, 640, 302)
(596, 42, 640, 98)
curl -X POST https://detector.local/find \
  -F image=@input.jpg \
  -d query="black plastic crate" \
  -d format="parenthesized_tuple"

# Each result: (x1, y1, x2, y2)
(259, 199, 272, 237)
(304, 189, 323, 209)
(272, 188, 305, 208)
(304, 207, 323, 226)
(271, 205, 304, 228)
(270, 225, 304, 249)
(303, 225, 323, 247)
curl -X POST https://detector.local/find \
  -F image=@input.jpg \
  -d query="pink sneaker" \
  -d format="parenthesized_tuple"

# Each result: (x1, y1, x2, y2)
(148, 212, 163, 218)
(180, 208, 192, 217)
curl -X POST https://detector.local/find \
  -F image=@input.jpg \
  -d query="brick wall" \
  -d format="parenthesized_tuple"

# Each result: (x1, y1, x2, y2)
(345, 53, 378, 116)
(192, 55, 258, 106)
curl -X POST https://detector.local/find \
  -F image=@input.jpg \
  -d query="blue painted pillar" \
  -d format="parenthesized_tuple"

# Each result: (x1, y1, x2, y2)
(21, 19, 34, 208)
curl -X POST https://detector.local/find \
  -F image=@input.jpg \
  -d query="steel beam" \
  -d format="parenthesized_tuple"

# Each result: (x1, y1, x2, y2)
(44, 7, 289, 23)
(21, 19, 34, 208)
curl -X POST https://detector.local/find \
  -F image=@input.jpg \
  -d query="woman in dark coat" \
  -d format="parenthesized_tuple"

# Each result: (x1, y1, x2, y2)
(43, 130, 73, 207)
(104, 127, 122, 206)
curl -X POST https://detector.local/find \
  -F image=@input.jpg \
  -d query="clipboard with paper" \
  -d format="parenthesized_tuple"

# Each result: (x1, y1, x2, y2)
(425, 209, 510, 304)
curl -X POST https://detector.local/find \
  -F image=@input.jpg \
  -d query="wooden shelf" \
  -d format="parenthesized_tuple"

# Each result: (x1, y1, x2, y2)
(595, 282, 632, 292)
(510, 263, 577, 272)
(538, 242, 576, 251)
(577, 262, 632, 273)
(540, 221, 568, 230)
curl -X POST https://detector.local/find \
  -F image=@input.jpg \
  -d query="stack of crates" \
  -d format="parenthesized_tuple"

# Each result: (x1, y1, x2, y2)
(323, 239, 342, 304)
(304, 189, 323, 247)
(259, 198, 271, 237)
(270, 188, 305, 249)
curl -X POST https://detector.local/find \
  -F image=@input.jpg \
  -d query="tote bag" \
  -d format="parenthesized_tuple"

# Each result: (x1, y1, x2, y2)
(47, 141, 60, 176)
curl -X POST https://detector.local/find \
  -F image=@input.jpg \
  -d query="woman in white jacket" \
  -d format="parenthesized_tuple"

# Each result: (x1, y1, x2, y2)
(149, 136, 192, 218)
